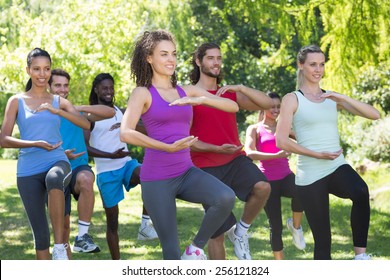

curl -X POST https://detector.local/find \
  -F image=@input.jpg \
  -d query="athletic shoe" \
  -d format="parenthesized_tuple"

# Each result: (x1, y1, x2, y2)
(73, 233, 100, 253)
(52, 244, 69, 260)
(181, 246, 207, 260)
(286, 218, 306, 250)
(354, 253, 371, 260)
(138, 220, 158, 241)
(226, 225, 252, 260)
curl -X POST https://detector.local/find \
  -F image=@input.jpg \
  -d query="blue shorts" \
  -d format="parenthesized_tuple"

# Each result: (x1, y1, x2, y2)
(96, 159, 141, 208)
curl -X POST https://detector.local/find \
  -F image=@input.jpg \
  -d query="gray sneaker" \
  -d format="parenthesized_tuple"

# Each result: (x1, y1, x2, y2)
(73, 233, 100, 253)
(52, 244, 69, 260)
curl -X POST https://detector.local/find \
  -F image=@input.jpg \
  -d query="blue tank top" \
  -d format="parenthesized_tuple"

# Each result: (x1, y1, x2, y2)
(17, 95, 69, 177)
(140, 85, 194, 181)
(60, 114, 89, 170)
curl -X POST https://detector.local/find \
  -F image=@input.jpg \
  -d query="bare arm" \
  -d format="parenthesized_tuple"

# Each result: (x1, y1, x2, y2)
(276, 93, 342, 160)
(178, 85, 239, 113)
(0, 95, 62, 150)
(120, 87, 197, 153)
(190, 139, 243, 154)
(218, 85, 274, 111)
(35, 97, 90, 129)
(245, 123, 290, 161)
(75, 105, 116, 122)
(323, 91, 380, 120)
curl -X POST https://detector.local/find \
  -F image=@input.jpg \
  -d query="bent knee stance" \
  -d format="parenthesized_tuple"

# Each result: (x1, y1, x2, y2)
(252, 181, 271, 199)
(45, 161, 71, 192)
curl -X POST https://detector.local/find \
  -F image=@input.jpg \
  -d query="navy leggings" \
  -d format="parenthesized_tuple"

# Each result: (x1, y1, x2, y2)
(264, 173, 303, 251)
(296, 164, 370, 260)
(141, 167, 235, 260)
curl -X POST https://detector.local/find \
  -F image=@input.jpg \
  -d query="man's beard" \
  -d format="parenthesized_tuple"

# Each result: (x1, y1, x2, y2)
(200, 65, 220, 79)
(98, 97, 114, 106)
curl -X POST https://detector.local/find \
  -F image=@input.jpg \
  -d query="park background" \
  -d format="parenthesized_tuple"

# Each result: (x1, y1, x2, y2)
(0, 0, 389, 260)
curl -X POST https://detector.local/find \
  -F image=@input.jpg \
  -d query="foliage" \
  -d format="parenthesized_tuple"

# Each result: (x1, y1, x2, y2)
(0, 0, 389, 163)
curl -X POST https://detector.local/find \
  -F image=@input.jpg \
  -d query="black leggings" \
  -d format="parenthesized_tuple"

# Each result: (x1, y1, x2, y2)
(264, 173, 303, 251)
(296, 164, 370, 260)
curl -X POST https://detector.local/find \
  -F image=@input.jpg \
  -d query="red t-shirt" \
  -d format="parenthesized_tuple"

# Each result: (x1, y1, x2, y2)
(190, 89, 245, 168)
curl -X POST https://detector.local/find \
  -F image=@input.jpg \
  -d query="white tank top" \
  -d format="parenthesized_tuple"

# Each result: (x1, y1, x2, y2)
(89, 106, 131, 174)
(293, 90, 347, 185)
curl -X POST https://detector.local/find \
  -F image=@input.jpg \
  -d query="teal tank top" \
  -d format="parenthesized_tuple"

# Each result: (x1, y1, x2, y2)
(292, 90, 347, 186)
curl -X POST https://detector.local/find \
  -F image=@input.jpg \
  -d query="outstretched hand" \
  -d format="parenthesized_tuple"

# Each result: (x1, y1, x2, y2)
(217, 144, 243, 154)
(33, 103, 60, 114)
(321, 91, 345, 103)
(65, 148, 86, 160)
(36, 140, 63, 151)
(169, 96, 203, 106)
(316, 149, 343, 160)
(167, 136, 198, 153)
(216, 85, 242, 96)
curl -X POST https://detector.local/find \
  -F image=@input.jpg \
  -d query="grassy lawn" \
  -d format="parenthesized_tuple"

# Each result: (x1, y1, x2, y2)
(0, 159, 389, 260)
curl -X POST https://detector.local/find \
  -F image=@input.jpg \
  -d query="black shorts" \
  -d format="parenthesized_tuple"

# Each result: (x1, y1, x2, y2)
(65, 165, 94, 216)
(202, 155, 268, 238)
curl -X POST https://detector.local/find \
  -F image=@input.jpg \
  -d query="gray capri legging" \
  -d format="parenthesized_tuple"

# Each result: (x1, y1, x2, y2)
(17, 160, 71, 250)
(141, 167, 236, 260)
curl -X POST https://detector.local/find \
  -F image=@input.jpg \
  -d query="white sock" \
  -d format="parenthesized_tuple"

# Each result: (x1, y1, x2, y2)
(235, 219, 251, 237)
(142, 215, 151, 226)
(78, 220, 90, 238)
(54, 243, 65, 249)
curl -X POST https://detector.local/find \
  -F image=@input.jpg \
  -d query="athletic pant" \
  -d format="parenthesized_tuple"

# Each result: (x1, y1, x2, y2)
(296, 164, 370, 260)
(17, 161, 71, 250)
(141, 167, 236, 260)
(264, 173, 303, 251)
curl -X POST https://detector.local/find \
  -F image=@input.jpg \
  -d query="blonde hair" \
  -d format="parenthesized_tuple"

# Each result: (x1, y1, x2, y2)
(296, 45, 324, 88)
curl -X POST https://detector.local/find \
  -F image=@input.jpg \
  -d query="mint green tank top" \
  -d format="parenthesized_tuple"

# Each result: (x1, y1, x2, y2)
(292, 90, 347, 186)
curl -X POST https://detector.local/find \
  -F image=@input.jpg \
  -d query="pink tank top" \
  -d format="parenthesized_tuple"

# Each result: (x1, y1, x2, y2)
(256, 125, 292, 181)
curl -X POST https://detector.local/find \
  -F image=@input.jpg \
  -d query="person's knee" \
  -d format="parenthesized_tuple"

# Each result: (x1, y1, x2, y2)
(217, 188, 236, 210)
(75, 172, 94, 195)
(252, 181, 271, 199)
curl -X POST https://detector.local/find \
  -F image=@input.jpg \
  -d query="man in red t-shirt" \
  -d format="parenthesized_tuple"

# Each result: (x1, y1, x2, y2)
(189, 43, 273, 260)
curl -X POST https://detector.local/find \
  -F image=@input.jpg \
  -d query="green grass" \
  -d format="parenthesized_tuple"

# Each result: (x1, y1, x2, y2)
(0, 159, 389, 260)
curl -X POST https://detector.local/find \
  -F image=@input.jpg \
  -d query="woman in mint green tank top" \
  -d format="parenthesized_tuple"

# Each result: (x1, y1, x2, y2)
(276, 45, 380, 260)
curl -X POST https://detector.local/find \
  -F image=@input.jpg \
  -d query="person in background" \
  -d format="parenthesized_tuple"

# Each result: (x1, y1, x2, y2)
(245, 92, 305, 260)
(189, 42, 273, 260)
(84, 73, 158, 260)
(276, 45, 380, 260)
(0, 48, 90, 260)
(120, 30, 238, 260)
(49, 68, 116, 258)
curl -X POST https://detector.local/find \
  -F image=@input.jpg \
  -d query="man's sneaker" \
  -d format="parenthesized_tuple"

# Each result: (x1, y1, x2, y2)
(138, 220, 158, 241)
(52, 244, 69, 260)
(286, 218, 306, 250)
(73, 233, 100, 253)
(354, 253, 371, 260)
(227, 225, 252, 260)
(181, 246, 207, 260)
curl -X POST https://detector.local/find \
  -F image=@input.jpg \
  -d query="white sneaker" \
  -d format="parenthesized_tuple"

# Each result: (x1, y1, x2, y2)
(181, 246, 207, 260)
(138, 220, 158, 241)
(354, 253, 371, 260)
(227, 225, 252, 260)
(52, 244, 69, 260)
(286, 218, 306, 250)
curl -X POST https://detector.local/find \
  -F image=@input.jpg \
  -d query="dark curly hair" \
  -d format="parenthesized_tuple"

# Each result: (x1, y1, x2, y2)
(130, 30, 177, 88)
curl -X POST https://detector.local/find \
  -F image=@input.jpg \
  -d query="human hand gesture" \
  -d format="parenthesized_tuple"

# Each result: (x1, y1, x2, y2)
(65, 148, 86, 160)
(169, 96, 204, 106)
(111, 147, 131, 158)
(167, 136, 198, 153)
(36, 140, 62, 151)
(216, 85, 243, 96)
(316, 149, 343, 160)
(33, 102, 60, 114)
(217, 144, 243, 154)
